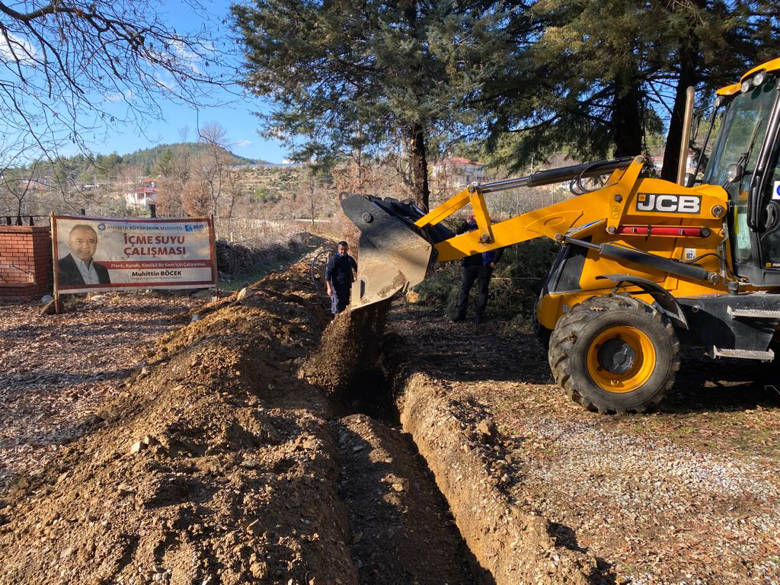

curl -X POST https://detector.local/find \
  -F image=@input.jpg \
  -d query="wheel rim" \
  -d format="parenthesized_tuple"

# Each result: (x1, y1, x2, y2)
(586, 325, 656, 393)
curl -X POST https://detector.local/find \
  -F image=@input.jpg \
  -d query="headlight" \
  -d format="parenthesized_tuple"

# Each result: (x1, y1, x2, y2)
(752, 70, 767, 86)
(740, 80, 751, 93)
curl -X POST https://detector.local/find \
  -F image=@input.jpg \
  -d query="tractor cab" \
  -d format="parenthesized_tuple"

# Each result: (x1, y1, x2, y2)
(702, 59, 780, 287)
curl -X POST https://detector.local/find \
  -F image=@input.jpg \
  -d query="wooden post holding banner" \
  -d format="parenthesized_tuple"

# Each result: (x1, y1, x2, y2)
(209, 214, 219, 298)
(50, 212, 60, 314)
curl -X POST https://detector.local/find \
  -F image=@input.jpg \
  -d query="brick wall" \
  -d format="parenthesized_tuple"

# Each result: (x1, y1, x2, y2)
(0, 226, 52, 299)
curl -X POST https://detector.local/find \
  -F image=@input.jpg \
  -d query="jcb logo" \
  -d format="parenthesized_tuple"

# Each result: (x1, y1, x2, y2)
(635, 193, 701, 214)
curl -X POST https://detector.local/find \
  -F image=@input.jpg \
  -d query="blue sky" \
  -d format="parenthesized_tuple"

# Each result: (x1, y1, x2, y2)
(87, 1, 290, 164)
(95, 92, 290, 164)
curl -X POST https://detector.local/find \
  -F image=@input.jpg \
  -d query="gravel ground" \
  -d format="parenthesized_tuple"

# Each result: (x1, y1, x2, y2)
(0, 293, 199, 491)
(389, 305, 780, 585)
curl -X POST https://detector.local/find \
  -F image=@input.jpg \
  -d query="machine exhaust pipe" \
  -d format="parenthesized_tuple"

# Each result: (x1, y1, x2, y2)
(677, 86, 695, 186)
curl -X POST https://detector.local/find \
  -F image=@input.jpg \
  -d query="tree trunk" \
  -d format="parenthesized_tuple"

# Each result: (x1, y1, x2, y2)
(409, 123, 430, 211)
(661, 46, 698, 181)
(402, 0, 429, 211)
(661, 0, 704, 182)
(612, 68, 644, 158)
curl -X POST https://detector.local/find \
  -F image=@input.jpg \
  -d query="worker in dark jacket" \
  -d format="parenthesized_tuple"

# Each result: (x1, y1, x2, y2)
(325, 241, 358, 314)
(452, 216, 503, 324)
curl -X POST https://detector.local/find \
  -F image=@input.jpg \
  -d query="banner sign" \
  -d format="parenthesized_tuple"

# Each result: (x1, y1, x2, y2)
(52, 215, 216, 294)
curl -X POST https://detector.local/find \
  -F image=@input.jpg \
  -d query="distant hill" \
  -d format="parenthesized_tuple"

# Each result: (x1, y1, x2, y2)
(10, 142, 282, 187)
(119, 143, 273, 174)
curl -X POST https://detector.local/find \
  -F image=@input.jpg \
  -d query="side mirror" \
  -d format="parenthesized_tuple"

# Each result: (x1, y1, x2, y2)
(726, 163, 744, 184)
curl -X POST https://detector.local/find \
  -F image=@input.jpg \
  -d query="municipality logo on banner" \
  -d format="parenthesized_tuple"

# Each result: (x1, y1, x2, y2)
(53, 216, 216, 294)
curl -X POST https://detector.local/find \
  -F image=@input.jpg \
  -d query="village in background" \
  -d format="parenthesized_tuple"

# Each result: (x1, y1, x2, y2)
(0, 128, 634, 246)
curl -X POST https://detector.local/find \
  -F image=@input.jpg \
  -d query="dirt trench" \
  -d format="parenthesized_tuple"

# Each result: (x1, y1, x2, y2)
(0, 251, 619, 585)
(302, 297, 611, 584)
(301, 301, 479, 584)
(0, 257, 477, 585)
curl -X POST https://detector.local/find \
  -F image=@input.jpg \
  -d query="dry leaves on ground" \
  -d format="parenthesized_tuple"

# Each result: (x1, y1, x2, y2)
(0, 293, 199, 491)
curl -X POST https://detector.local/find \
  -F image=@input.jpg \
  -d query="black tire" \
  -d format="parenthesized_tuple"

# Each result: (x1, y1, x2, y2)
(548, 295, 679, 413)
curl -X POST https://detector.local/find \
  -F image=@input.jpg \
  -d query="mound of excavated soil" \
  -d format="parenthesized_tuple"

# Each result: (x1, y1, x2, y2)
(299, 301, 390, 399)
(1, 258, 492, 585)
(384, 336, 608, 585)
(0, 259, 358, 585)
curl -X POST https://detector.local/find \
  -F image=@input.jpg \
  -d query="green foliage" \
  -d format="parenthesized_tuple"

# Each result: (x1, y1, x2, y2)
(253, 186, 281, 204)
(232, 0, 515, 207)
(412, 263, 462, 314)
(121, 143, 258, 173)
(481, 0, 777, 175)
(154, 149, 175, 177)
(15, 143, 260, 187)
(92, 153, 123, 180)
(498, 238, 561, 317)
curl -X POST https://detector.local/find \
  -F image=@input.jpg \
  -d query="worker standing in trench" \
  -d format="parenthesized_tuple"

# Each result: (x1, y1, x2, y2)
(325, 240, 358, 314)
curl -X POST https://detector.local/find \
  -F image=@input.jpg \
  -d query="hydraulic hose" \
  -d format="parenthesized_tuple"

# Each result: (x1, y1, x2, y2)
(565, 237, 720, 284)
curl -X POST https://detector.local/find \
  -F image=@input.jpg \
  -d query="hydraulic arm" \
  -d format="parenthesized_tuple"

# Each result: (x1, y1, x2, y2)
(342, 156, 730, 310)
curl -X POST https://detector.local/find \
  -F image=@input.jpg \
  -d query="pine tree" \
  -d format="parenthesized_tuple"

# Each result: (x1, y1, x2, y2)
(480, 0, 658, 170)
(482, 0, 777, 176)
(649, 0, 778, 180)
(232, 0, 513, 209)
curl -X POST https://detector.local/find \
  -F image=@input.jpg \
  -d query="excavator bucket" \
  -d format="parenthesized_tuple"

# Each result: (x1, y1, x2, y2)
(341, 194, 442, 309)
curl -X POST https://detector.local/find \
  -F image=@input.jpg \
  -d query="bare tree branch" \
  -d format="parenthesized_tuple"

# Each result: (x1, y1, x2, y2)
(0, 0, 237, 162)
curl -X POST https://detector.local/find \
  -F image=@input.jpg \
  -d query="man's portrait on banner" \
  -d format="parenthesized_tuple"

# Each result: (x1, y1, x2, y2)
(57, 224, 111, 286)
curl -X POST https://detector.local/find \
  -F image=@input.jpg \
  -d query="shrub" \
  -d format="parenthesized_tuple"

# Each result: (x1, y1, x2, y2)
(410, 237, 560, 321)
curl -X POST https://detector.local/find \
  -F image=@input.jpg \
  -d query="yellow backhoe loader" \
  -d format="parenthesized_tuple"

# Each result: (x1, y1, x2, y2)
(341, 58, 780, 413)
